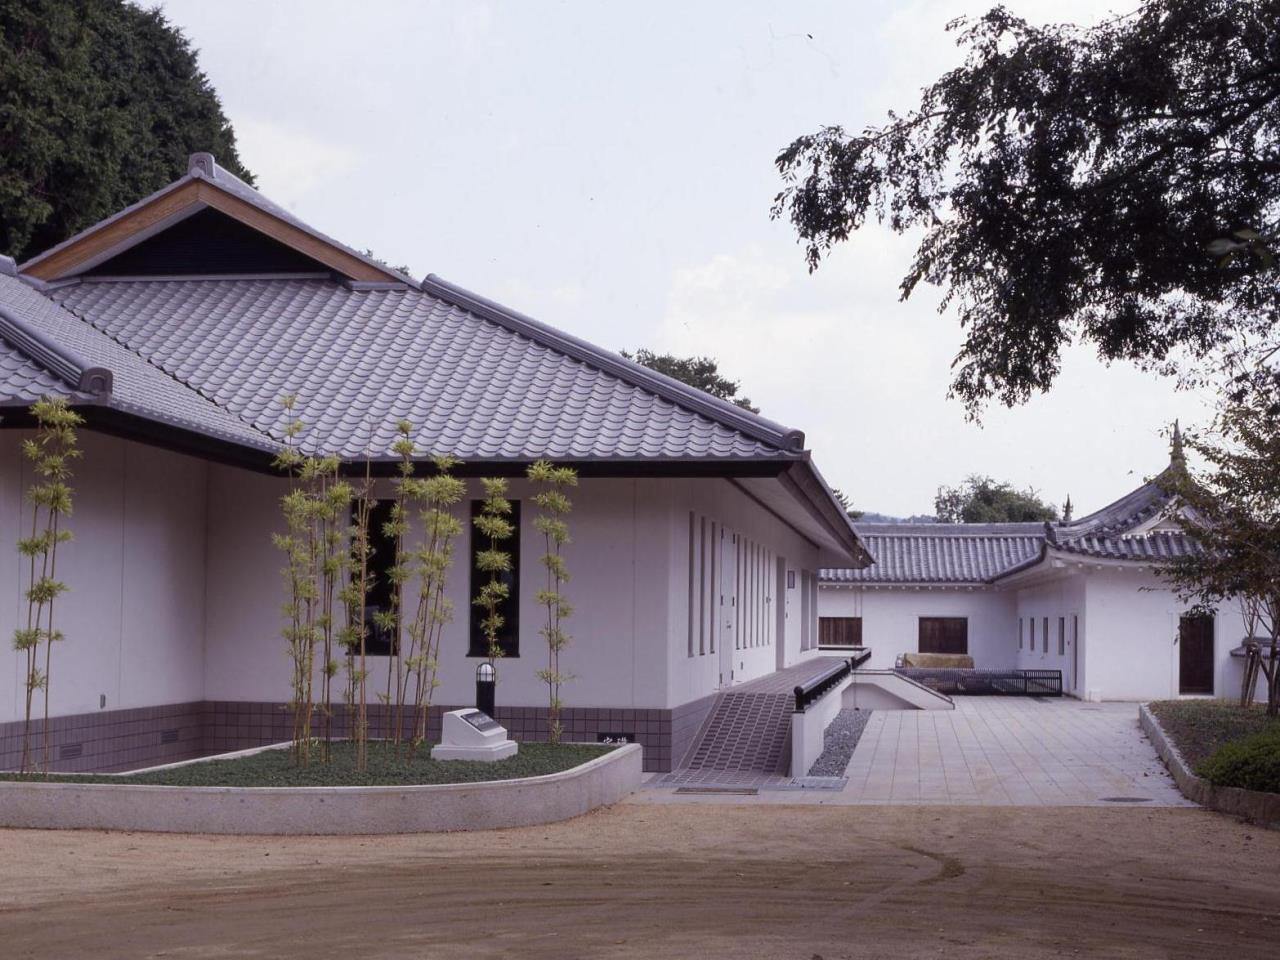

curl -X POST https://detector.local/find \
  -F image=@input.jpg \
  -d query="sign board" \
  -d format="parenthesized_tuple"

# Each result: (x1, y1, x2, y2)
(596, 731, 635, 745)
(461, 710, 500, 733)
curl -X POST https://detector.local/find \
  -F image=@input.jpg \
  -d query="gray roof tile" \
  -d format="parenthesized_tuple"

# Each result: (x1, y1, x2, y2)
(822, 525, 1044, 584)
(0, 274, 275, 449)
(822, 472, 1197, 585)
(46, 276, 793, 461)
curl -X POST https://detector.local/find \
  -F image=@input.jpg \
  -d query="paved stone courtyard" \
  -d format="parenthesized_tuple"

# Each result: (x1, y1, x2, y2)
(840, 697, 1188, 805)
(639, 696, 1190, 806)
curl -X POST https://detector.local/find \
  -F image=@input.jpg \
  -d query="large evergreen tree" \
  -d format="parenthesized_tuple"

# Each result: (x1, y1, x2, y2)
(774, 0, 1280, 414)
(0, 0, 252, 262)
(621, 349, 760, 413)
(934, 475, 1059, 523)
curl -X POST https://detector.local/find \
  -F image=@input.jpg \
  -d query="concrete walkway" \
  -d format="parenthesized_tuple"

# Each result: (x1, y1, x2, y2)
(636, 697, 1190, 807)
(840, 698, 1189, 806)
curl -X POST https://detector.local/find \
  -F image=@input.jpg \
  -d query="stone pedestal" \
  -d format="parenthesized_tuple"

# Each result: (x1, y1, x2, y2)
(430, 709, 518, 762)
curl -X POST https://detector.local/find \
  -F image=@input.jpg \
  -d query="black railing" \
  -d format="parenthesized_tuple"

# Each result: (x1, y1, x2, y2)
(794, 651, 872, 713)
(893, 667, 1063, 697)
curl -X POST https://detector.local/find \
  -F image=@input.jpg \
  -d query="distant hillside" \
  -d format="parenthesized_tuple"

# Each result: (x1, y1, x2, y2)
(855, 512, 937, 525)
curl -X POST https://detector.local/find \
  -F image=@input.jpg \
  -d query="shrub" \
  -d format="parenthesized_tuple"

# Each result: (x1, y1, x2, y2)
(1197, 731, 1280, 794)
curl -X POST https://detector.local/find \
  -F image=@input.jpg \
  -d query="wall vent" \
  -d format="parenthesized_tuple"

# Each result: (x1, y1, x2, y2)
(59, 743, 83, 760)
(160, 729, 180, 744)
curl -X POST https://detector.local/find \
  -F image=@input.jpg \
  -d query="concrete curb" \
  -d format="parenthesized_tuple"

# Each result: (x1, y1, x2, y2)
(0, 742, 642, 835)
(1139, 704, 1280, 829)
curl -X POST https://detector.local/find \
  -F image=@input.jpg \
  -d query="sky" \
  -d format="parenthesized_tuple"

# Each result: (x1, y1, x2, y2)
(156, 0, 1215, 517)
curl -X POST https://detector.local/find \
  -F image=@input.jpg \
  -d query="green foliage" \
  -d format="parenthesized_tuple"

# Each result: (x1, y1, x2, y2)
(528, 460, 577, 744)
(472, 478, 513, 664)
(1197, 730, 1280, 794)
(0, 0, 252, 261)
(395, 438, 467, 755)
(1160, 391, 1280, 713)
(10, 396, 81, 773)
(272, 397, 351, 766)
(0, 740, 613, 788)
(830, 488, 864, 521)
(934, 475, 1058, 524)
(773, 0, 1280, 413)
(621, 349, 759, 413)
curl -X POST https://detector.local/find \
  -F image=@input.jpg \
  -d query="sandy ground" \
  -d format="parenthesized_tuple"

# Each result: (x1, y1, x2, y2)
(1, 804, 1277, 960)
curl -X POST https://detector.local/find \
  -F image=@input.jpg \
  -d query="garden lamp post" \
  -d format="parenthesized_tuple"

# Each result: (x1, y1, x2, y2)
(476, 661, 496, 718)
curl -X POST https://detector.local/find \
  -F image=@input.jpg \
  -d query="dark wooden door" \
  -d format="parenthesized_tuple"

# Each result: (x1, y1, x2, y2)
(919, 617, 968, 655)
(1178, 614, 1215, 695)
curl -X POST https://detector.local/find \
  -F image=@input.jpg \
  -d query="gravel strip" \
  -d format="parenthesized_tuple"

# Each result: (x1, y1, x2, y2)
(807, 709, 871, 777)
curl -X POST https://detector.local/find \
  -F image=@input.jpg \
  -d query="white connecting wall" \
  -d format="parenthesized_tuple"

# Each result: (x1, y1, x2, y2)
(819, 566, 1257, 702)
(0, 431, 208, 722)
(3, 430, 827, 723)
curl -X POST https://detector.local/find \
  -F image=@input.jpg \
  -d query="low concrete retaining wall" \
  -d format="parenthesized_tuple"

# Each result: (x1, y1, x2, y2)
(791, 677, 850, 776)
(1139, 704, 1280, 829)
(0, 743, 642, 835)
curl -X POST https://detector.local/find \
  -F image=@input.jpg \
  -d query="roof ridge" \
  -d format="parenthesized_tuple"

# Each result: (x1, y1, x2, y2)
(0, 303, 112, 396)
(20, 154, 414, 288)
(39, 281, 275, 444)
(420, 274, 808, 455)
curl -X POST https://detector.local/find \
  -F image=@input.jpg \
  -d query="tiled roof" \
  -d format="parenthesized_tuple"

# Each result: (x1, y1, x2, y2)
(0, 274, 275, 449)
(46, 275, 795, 461)
(821, 472, 1199, 586)
(1053, 531, 1201, 561)
(0, 337, 81, 403)
(822, 524, 1044, 584)
(20, 154, 412, 287)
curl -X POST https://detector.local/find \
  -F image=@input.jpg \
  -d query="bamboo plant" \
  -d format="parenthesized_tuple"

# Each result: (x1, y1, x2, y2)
(528, 460, 577, 744)
(473, 478, 514, 670)
(272, 396, 349, 766)
(339, 450, 376, 772)
(376, 421, 416, 753)
(11, 397, 81, 774)
(401, 455, 465, 752)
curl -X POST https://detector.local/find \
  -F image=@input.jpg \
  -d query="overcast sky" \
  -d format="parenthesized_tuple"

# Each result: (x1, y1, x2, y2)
(156, 0, 1214, 517)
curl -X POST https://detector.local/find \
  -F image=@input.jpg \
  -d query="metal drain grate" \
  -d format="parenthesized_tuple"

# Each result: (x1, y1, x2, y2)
(674, 786, 759, 796)
(1099, 796, 1153, 803)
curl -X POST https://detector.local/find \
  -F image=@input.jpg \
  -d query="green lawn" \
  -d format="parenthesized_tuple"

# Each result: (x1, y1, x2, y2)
(1149, 699, 1280, 770)
(0, 740, 614, 788)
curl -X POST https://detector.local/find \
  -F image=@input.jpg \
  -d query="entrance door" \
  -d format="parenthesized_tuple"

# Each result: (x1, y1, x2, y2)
(718, 529, 737, 687)
(1178, 614, 1215, 695)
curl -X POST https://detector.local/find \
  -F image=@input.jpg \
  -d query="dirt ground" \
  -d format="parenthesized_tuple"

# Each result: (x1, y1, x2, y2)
(0, 803, 1277, 960)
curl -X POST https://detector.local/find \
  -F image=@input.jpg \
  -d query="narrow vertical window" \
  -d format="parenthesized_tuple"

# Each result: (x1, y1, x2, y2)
(361, 499, 399, 656)
(468, 499, 521, 657)
(1018, 617, 1024, 650)
(687, 512, 695, 658)
(709, 523, 717, 654)
(698, 517, 707, 656)
(1058, 617, 1065, 656)
(1030, 618, 1036, 651)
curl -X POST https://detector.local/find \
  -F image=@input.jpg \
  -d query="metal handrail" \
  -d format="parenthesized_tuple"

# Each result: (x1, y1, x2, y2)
(794, 651, 871, 713)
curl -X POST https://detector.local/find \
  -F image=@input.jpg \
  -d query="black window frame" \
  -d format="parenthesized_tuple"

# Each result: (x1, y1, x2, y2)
(468, 499, 521, 658)
(358, 498, 399, 657)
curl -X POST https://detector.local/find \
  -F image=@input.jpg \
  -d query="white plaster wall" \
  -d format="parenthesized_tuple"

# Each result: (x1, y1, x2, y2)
(817, 586, 1018, 670)
(665, 479, 821, 707)
(1081, 567, 1247, 701)
(0, 431, 208, 722)
(203, 469, 680, 710)
(1012, 574, 1087, 694)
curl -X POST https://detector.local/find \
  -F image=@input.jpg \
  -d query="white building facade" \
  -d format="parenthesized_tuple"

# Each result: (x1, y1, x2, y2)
(819, 449, 1256, 703)
(0, 155, 870, 773)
